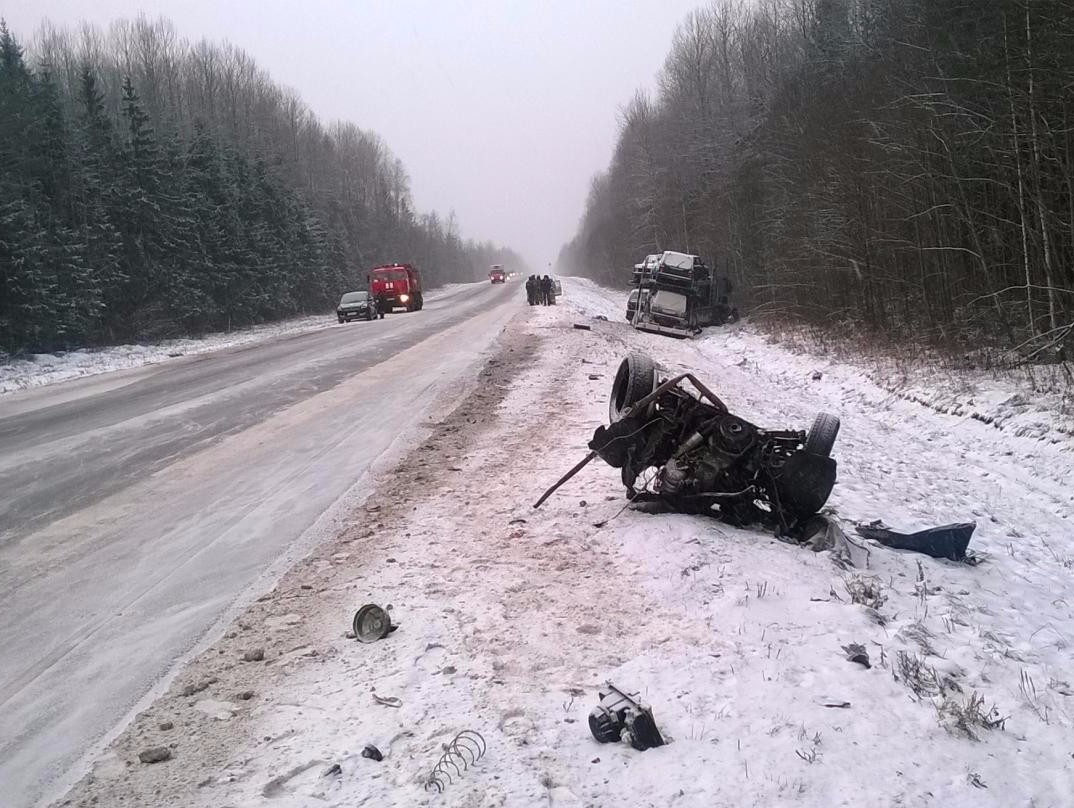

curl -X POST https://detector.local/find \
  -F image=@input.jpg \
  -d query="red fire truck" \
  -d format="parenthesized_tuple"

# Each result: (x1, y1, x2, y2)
(369, 263, 424, 313)
(489, 265, 506, 284)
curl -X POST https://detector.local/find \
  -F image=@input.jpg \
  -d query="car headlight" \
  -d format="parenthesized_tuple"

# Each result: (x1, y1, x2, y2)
(399, 294, 410, 302)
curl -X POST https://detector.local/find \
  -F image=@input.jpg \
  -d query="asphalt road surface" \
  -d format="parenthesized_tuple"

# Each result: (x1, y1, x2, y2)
(0, 280, 519, 807)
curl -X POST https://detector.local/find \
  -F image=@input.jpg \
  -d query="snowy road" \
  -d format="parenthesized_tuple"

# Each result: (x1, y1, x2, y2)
(0, 279, 519, 807)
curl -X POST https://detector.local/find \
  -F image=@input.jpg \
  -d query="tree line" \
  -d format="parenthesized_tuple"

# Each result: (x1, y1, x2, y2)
(0, 16, 525, 354)
(558, 0, 1074, 363)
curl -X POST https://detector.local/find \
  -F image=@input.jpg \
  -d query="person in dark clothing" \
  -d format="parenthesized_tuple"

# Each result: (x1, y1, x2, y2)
(376, 295, 388, 319)
(540, 275, 553, 305)
(525, 275, 536, 305)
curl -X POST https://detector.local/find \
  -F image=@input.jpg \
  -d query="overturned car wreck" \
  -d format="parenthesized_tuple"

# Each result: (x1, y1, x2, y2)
(536, 354, 840, 534)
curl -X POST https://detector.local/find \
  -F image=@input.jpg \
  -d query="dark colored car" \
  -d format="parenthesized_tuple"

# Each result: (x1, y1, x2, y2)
(337, 291, 376, 322)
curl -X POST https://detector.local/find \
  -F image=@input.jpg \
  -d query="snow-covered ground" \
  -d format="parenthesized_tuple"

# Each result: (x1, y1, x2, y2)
(0, 282, 480, 395)
(60, 278, 1073, 808)
(748, 325, 1074, 445)
(0, 314, 336, 394)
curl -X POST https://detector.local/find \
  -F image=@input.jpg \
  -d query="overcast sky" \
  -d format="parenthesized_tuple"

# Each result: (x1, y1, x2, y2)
(6, 1, 700, 269)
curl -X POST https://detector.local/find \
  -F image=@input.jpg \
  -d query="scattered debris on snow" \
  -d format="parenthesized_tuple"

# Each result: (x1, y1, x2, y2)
(57, 278, 1074, 808)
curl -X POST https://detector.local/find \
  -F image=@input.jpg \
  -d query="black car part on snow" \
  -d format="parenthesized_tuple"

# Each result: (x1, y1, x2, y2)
(589, 683, 665, 751)
(535, 353, 841, 535)
(855, 521, 976, 561)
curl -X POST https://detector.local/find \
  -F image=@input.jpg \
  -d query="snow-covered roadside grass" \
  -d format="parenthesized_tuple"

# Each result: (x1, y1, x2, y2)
(0, 314, 337, 394)
(755, 324, 1074, 443)
(58, 281, 1073, 808)
(568, 277, 1074, 444)
(0, 282, 482, 395)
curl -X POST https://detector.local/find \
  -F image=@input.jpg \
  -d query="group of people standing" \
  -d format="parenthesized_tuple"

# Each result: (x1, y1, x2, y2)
(526, 275, 556, 306)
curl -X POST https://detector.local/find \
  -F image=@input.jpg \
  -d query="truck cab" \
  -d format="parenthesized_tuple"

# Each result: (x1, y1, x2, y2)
(369, 263, 424, 313)
(489, 265, 506, 284)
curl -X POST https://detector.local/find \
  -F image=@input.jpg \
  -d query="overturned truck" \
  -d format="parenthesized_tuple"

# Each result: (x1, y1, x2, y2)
(629, 252, 737, 338)
(536, 354, 840, 534)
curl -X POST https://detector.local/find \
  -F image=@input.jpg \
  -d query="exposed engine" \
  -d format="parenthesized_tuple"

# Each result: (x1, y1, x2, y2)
(587, 354, 840, 532)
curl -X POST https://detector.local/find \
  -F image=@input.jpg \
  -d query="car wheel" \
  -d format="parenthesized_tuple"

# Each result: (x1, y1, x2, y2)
(609, 353, 658, 423)
(776, 453, 837, 519)
(804, 413, 840, 456)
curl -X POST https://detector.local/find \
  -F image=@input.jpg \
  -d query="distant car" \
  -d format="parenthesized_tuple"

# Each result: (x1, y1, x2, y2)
(337, 290, 376, 323)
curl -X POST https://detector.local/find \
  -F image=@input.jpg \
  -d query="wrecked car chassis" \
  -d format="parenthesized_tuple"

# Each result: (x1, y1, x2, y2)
(536, 354, 840, 533)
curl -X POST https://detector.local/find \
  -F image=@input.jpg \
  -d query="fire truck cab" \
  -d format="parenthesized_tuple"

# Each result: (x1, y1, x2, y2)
(369, 263, 424, 313)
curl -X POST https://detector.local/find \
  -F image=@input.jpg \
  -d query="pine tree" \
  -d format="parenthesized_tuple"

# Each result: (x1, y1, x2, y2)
(73, 66, 125, 342)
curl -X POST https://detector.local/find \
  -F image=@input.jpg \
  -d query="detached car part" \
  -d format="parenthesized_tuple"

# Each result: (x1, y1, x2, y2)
(352, 604, 395, 643)
(855, 521, 975, 561)
(589, 683, 665, 751)
(535, 353, 840, 534)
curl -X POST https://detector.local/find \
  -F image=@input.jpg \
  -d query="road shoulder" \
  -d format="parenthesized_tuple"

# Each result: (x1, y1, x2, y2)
(54, 306, 543, 807)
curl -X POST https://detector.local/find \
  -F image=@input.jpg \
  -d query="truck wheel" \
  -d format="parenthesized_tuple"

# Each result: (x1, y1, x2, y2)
(609, 353, 657, 423)
(804, 413, 840, 456)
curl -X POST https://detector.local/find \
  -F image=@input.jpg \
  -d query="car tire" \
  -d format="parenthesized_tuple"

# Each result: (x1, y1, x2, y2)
(609, 353, 658, 423)
(776, 453, 837, 519)
(804, 413, 840, 456)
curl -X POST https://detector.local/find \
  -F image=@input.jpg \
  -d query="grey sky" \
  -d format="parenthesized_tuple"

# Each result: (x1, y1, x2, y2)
(6, 1, 700, 269)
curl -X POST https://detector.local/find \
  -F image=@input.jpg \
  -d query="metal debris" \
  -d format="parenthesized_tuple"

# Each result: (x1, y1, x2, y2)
(352, 604, 396, 643)
(425, 730, 487, 793)
(856, 521, 976, 561)
(588, 682, 665, 751)
(842, 643, 871, 668)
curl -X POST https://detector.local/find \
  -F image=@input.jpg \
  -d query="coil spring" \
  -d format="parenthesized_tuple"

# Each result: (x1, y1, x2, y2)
(424, 730, 486, 793)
